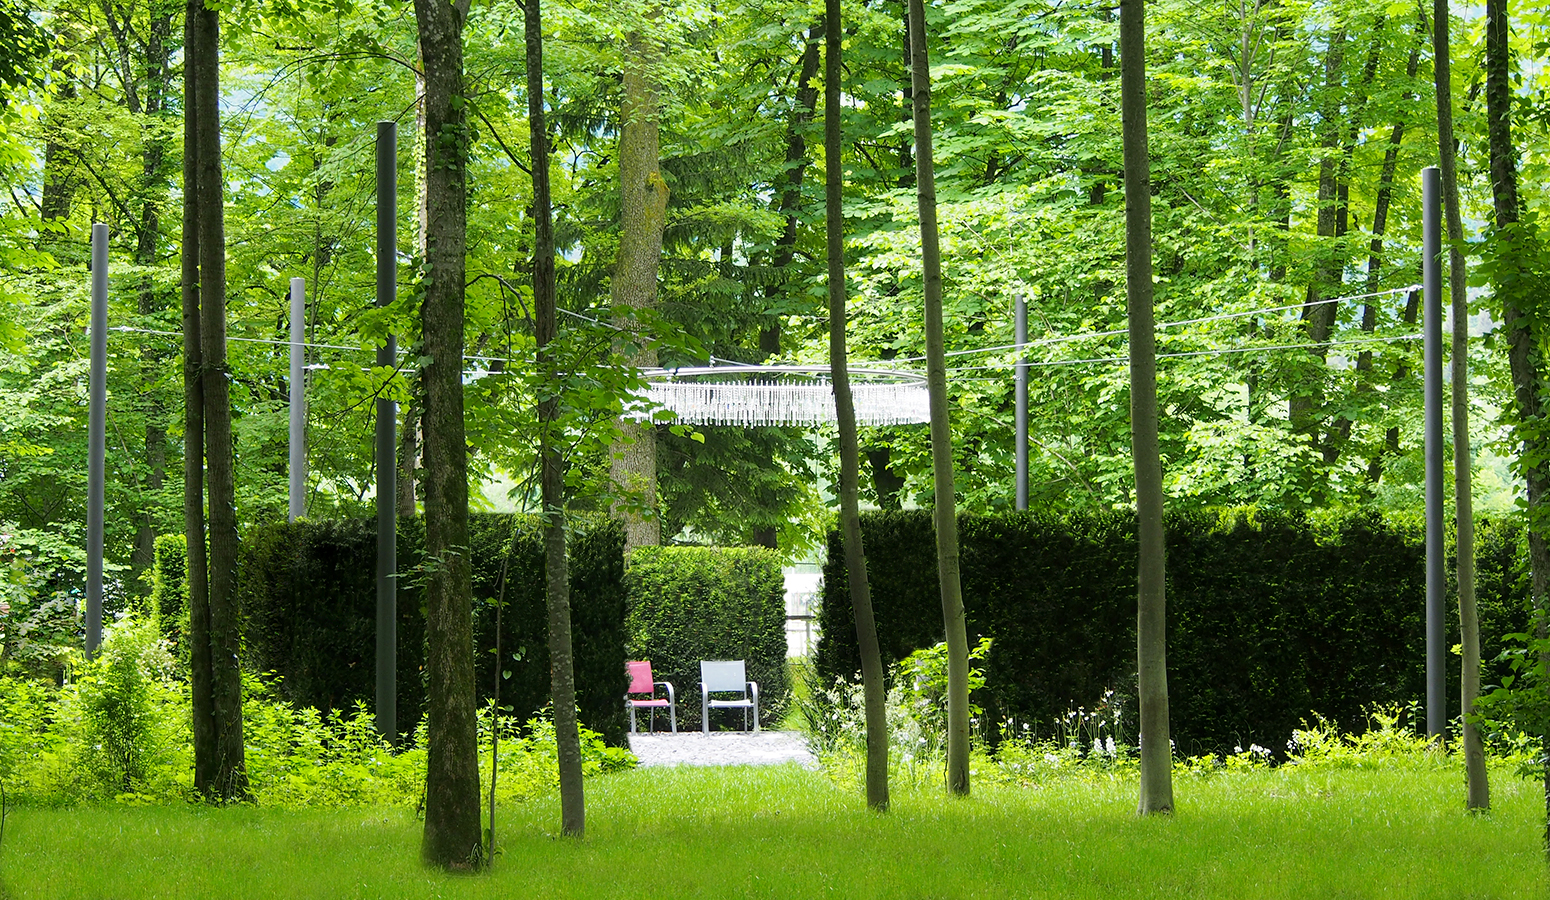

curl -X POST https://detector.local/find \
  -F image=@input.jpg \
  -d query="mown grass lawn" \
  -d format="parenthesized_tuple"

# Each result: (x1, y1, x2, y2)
(1, 763, 1544, 899)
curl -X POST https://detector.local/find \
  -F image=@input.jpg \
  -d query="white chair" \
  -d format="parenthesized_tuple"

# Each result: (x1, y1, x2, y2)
(699, 659, 759, 734)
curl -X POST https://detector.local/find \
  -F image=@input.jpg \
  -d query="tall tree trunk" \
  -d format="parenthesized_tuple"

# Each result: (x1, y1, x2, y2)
(1485, 0, 1547, 850)
(526, 0, 585, 838)
(414, 0, 482, 869)
(907, 0, 970, 797)
(1436, 0, 1488, 812)
(130, 9, 174, 593)
(1121, 0, 1173, 816)
(189, 0, 247, 801)
(825, 0, 889, 813)
(180, 0, 213, 796)
(1291, 29, 1345, 437)
(762, 22, 821, 358)
(609, 38, 669, 553)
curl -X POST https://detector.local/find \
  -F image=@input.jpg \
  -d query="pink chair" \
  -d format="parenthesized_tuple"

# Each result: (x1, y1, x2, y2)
(626, 660, 677, 733)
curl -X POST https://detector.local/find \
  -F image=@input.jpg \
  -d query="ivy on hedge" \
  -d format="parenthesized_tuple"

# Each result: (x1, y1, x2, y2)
(221, 514, 627, 745)
(816, 509, 1533, 756)
(625, 546, 788, 731)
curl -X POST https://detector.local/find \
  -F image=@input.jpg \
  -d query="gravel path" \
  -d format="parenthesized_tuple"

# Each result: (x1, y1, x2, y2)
(627, 731, 818, 769)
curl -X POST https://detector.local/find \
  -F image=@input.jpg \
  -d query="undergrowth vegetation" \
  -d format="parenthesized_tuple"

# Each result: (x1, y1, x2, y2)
(795, 641, 1542, 794)
(0, 615, 635, 808)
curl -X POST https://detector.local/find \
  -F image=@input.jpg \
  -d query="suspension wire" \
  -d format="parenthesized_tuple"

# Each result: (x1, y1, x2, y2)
(941, 332, 1424, 374)
(890, 284, 1419, 364)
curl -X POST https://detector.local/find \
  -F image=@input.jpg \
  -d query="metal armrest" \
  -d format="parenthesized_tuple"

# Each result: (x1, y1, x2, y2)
(656, 681, 675, 705)
(749, 681, 759, 732)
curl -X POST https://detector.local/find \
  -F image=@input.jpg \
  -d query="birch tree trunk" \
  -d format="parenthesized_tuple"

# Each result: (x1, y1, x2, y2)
(414, 0, 482, 868)
(1435, 0, 1488, 813)
(1121, 0, 1173, 816)
(906, 0, 970, 797)
(826, 0, 889, 812)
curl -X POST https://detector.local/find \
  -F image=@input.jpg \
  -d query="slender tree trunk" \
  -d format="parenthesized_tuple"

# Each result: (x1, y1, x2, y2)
(906, 0, 969, 797)
(609, 37, 669, 553)
(130, 10, 174, 592)
(762, 22, 821, 358)
(414, 0, 482, 869)
(1120, 0, 1173, 816)
(180, 0, 214, 795)
(825, 0, 889, 813)
(526, 0, 585, 838)
(189, 0, 247, 801)
(1485, 0, 1548, 850)
(1435, 0, 1489, 812)
(1291, 29, 1345, 437)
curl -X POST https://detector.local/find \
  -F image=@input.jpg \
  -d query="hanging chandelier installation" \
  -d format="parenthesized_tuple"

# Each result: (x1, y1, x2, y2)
(632, 365, 930, 427)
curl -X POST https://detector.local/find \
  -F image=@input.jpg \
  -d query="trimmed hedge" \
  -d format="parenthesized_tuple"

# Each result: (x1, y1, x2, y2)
(816, 509, 1533, 757)
(625, 546, 788, 731)
(237, 515, 628, 745)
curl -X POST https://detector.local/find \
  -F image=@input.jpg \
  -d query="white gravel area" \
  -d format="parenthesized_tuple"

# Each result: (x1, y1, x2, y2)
(627, 730, 817, 769)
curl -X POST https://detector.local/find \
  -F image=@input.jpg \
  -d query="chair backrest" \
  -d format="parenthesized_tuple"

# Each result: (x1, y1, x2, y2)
(700, 660, 747, 693)
(626, 660, 655, 695)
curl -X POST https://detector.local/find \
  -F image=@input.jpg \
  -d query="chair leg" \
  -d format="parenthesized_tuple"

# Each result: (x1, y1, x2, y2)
(670, 703, 677, 733)
(629, 705, 637, 734)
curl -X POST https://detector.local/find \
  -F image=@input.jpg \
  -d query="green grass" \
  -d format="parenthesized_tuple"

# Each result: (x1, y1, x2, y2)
(1, 763, 1545, 899)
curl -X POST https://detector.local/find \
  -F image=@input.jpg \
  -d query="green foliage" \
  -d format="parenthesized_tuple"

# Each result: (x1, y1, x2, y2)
(148, 534, 186, 667)
(1476, 630, 1550, 776)
(238, 514, 628, 745)
(624, 546, 788, 731)
(73, 615, 180, 797)
(817, 509, 1535, 757)
(0, 528, 83, 682)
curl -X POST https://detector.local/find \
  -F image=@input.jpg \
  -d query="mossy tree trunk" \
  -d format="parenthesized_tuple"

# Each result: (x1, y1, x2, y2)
(414, 0, 483, 869)
(609, 37, 669, 553)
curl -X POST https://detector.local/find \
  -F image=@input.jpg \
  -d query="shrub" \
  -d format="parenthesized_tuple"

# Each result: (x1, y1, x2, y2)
(149, 534, 187, 668)
(74, 615, 183, 797)
(625, 546, 788, 731)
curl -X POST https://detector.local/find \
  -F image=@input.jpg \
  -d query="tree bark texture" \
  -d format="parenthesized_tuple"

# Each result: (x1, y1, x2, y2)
(1435, 0, 1488, 813)
(180, 1, 214, 795)
(1120, 0, 1174, 816)
(1485, 0, 1548, 850)
(527, 0, 586, 838)
(414, 0, 482, 868)
(609, 40, 669, 553)
(188, 0, 248, 801)
(826, 0, 889, 813)
(907, 0, 970, 797)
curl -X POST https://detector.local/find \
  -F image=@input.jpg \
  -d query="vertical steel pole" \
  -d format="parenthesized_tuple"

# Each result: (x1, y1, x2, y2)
(288, 277, 306, 522)
(375, 121, 398, 743)
(1015, 292, 1029, 510)
(1422, 165, 1445, 741)
(86, 223, 108, 658)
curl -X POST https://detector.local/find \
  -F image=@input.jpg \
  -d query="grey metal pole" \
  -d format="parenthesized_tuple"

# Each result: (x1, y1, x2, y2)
(86, 223, 108, 658)
(375, 121, 398, 744)
(288, 277, 306, 522)
(1015, 292, 1028, 510)
(1422, 165, 1445, 741)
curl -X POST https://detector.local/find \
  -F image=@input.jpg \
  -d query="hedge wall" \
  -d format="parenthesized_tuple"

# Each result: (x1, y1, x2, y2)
(816, 509, 1533, 756)
(625, 546, 788, 731)
(150, 533, 188, 666)
(236, 515, 628, 745)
